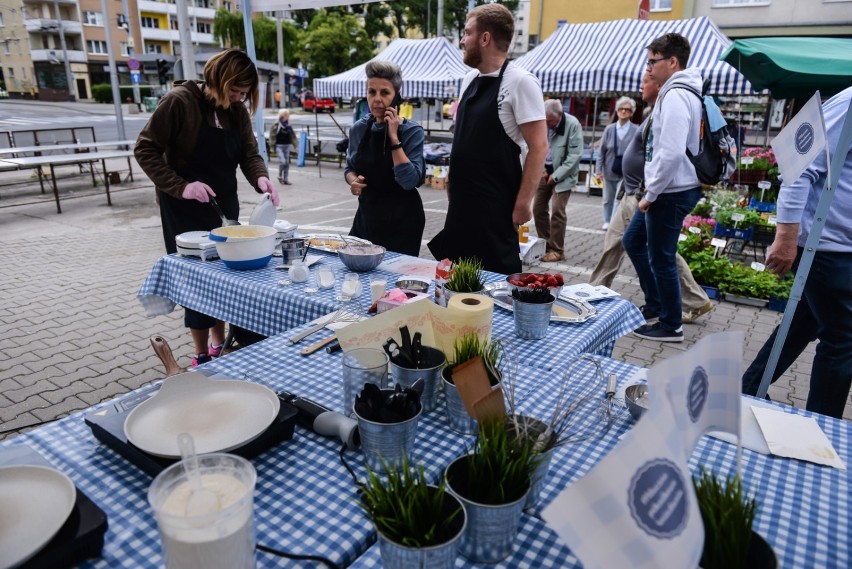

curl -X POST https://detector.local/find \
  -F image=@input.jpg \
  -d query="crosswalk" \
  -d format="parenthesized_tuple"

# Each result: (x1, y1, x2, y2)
(0, 114, 148, 129)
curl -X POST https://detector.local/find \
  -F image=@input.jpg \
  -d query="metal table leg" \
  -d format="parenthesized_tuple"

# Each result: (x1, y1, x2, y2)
(49, 163, 61, 214)
(102, 159, 112, 206)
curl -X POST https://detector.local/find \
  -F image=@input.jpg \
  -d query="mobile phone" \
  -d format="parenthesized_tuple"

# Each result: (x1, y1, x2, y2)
(389, 92, 402, 112)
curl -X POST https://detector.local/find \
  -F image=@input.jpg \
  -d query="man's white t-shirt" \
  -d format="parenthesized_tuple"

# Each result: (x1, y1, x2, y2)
(458, 63, 545, 148)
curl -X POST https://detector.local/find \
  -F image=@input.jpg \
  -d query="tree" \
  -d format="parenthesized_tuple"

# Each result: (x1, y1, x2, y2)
(212, 9, 301, 65)
(300, 12, 373, 79)
(445, 0, 519, 43)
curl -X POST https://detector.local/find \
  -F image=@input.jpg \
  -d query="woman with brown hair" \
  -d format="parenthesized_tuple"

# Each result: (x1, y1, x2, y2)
(136, 48, 279, 367)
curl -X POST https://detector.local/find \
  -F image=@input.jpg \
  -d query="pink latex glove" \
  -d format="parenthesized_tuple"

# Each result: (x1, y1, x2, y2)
(256, 176, 280, 207)
(182, 182, 215, 203)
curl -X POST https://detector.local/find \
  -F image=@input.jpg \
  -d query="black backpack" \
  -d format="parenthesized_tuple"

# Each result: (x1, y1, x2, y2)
(665, 82, 736, 185)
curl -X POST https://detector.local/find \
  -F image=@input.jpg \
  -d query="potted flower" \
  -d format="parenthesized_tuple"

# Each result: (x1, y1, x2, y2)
(442, 333, 502, 434)
(693, 467, 776, 569)
(733, 147, 778, 185)
(713, 207, 763, 240)
(681, 246, 731, 299)
(719, 263, 784, 306)
(360, 455, 466, 569)
(444, 419, 541, 563)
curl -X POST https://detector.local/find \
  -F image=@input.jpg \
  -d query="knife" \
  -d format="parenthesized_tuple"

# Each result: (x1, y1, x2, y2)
(300, 335, 337, 356)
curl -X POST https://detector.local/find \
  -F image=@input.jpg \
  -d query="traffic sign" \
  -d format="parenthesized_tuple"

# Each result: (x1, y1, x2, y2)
(131, 71, 141, 85)
(298, 68, 307, 78)
(128, 58, 141, 71)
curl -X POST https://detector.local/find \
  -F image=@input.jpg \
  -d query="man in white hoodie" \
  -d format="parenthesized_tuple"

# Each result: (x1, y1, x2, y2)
(622, 32, 704, 342)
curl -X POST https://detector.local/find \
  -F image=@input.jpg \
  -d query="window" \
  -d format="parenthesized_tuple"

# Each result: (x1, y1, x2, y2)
(3, 40, 9, 55)
(8, 67, 14, 76)
(83, 11, 104, 26)
(86, 40, 108, 54)
(146, 43, 162, 54)
(712, 0, 770, 5)
(141, 17, 160, 28)
(170, 18, 179, 30)
(194, 0, 211, 7)
(0, 13, 5, 26)
(196, 22, 211, 34)
(224, 1, 232, 10)
(651, 0, 673, 9)
(120, 42, 129, 56)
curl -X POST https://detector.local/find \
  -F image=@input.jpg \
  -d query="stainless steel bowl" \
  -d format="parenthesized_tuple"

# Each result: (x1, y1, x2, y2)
(338, 244, 385, 272)
(625, 384, 649, 420)
(506, 272, 563, 297)
(395, 278, 430, 293)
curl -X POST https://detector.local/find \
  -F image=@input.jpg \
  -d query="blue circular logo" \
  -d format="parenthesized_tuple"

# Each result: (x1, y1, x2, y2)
(795, 123, 815, 155)
(687, 366, 709, 423)
(628, 459, 689, 539)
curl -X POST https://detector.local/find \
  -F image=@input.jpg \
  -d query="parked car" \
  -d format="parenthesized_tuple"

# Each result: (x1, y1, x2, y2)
(301, 90, 335, 113)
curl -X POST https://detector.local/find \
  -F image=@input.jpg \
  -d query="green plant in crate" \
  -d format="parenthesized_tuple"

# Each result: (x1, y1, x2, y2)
(693, 467, 759, 569)
(691, 199, 714, 219)
(720, 263, 783, 299)
(685, 248, 732, 288)
(359, 455, 463, 548)
(714, 207, 763, 229)
(445, 257, 485, 293)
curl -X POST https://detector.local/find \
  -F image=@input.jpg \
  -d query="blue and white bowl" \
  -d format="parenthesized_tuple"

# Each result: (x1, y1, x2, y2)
(209, 225, 277, 270)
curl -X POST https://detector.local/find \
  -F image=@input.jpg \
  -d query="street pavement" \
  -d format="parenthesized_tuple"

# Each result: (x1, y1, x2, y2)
(1, 151, 847, 442)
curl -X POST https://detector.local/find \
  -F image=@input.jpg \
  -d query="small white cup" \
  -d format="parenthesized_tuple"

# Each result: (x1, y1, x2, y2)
(370, 278, 387, 303)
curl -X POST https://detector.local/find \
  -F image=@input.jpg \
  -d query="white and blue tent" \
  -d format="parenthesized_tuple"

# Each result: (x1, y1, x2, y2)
(514, 16, 755, 95)
(313, 37, 472, 100)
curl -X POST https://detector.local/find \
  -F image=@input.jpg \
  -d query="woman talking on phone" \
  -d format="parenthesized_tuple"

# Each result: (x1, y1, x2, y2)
(344, 61, 425, 256)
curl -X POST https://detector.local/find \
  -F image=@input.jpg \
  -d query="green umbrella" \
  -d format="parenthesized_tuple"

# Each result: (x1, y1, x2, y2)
(721, 37, 852, 99)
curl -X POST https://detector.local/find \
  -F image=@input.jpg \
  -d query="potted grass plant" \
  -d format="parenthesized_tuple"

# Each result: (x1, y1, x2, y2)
(444, 419, 541, 563)
(693, 467, 776, 569)
(443, 257, 485, 299)
(360, 455, 466, 569)
(442, 333, 503, 434)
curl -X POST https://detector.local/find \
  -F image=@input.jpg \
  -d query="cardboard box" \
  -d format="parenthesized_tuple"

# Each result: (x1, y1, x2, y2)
(376, 290, 431, 314)
(431, 166, 449, 190)
(519, 236, 546, 265)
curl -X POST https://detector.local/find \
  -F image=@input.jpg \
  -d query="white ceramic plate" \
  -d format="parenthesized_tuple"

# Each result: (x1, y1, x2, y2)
(124, 372, 280, 458)
(0, 465, 77, 568)
(484, 282, 596, 323)
(301, 233, 371, 253)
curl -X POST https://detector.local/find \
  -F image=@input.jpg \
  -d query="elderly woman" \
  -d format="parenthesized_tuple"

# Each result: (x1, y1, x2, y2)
(596, 96, 638, 229)
(268, 108, 295, 184)
(135, 48, 278, 367)
(344, 61, 425, 256)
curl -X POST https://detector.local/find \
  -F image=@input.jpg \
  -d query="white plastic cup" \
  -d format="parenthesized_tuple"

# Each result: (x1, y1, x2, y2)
(370, 278, 387, 303)
(148, 454, 257, 569)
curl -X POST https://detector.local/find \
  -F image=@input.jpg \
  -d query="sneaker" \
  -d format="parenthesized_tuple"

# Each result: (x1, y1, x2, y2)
(633, 322, 683, 342)
(602, 222, 610, 230)
(541, 251, 564, 262)
(639, 305, 659, 322)
(283, 180, 292, 185)
(208, 343, 225, 358)
(191, 353, 212, 367)
(682, 301, 714, 323)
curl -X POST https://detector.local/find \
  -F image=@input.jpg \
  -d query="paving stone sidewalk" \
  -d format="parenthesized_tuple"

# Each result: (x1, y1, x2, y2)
(1, 157, 847, 441)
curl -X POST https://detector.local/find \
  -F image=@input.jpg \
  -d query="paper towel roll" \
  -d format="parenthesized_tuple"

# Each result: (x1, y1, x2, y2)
(433, 293, 494, 356)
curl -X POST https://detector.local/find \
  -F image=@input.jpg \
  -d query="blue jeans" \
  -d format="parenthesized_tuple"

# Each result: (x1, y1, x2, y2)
(275, 144, 291, 182)
(742, 248, 852, 419)
(601, 178, 620, 223)
(622, 187, 701, 331)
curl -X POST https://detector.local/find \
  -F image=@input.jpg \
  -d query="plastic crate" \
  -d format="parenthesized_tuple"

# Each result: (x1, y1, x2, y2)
(700, 285, 722, 300)
(714, 224, 754, 241)
(749, 198, 777, 213)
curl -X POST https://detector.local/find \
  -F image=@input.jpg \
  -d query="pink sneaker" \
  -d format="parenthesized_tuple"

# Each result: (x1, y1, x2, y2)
(192, 353, 212, 367)
(208, 343, 225, 358)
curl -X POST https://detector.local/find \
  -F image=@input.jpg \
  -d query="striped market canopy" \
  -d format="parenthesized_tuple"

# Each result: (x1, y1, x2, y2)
(314, 37, 472, 99)
(514, 16, 756, 96)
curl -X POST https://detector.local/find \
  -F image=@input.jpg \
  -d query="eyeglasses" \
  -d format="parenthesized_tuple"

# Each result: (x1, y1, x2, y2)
(646, 56, 669, 70)
(618, 108, 633, 113)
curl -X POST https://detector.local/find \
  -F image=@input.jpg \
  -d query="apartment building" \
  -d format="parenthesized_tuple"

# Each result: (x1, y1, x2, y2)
(0, 0, 231, 100)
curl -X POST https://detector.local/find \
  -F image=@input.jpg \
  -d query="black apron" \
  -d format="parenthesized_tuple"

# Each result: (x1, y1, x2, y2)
(428, 60, 523, 275)
(159, 97, 242, 253)
(349, 118, 425, 256)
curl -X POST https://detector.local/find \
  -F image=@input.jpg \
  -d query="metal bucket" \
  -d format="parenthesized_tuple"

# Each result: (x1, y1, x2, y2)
(505, 415, 557, 511)
(445, 455, 529, 563)
(512, 297, 554, 340)
(376, 488, 466, 569)
(355, 400, 421, 473)
(442, 368, 477, 435)
(391, 347, 446, 413)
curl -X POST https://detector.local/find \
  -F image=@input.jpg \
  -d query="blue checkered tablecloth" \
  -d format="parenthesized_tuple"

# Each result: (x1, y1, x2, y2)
(137, 251, 644, 362)
(351, 357, 852, 568)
